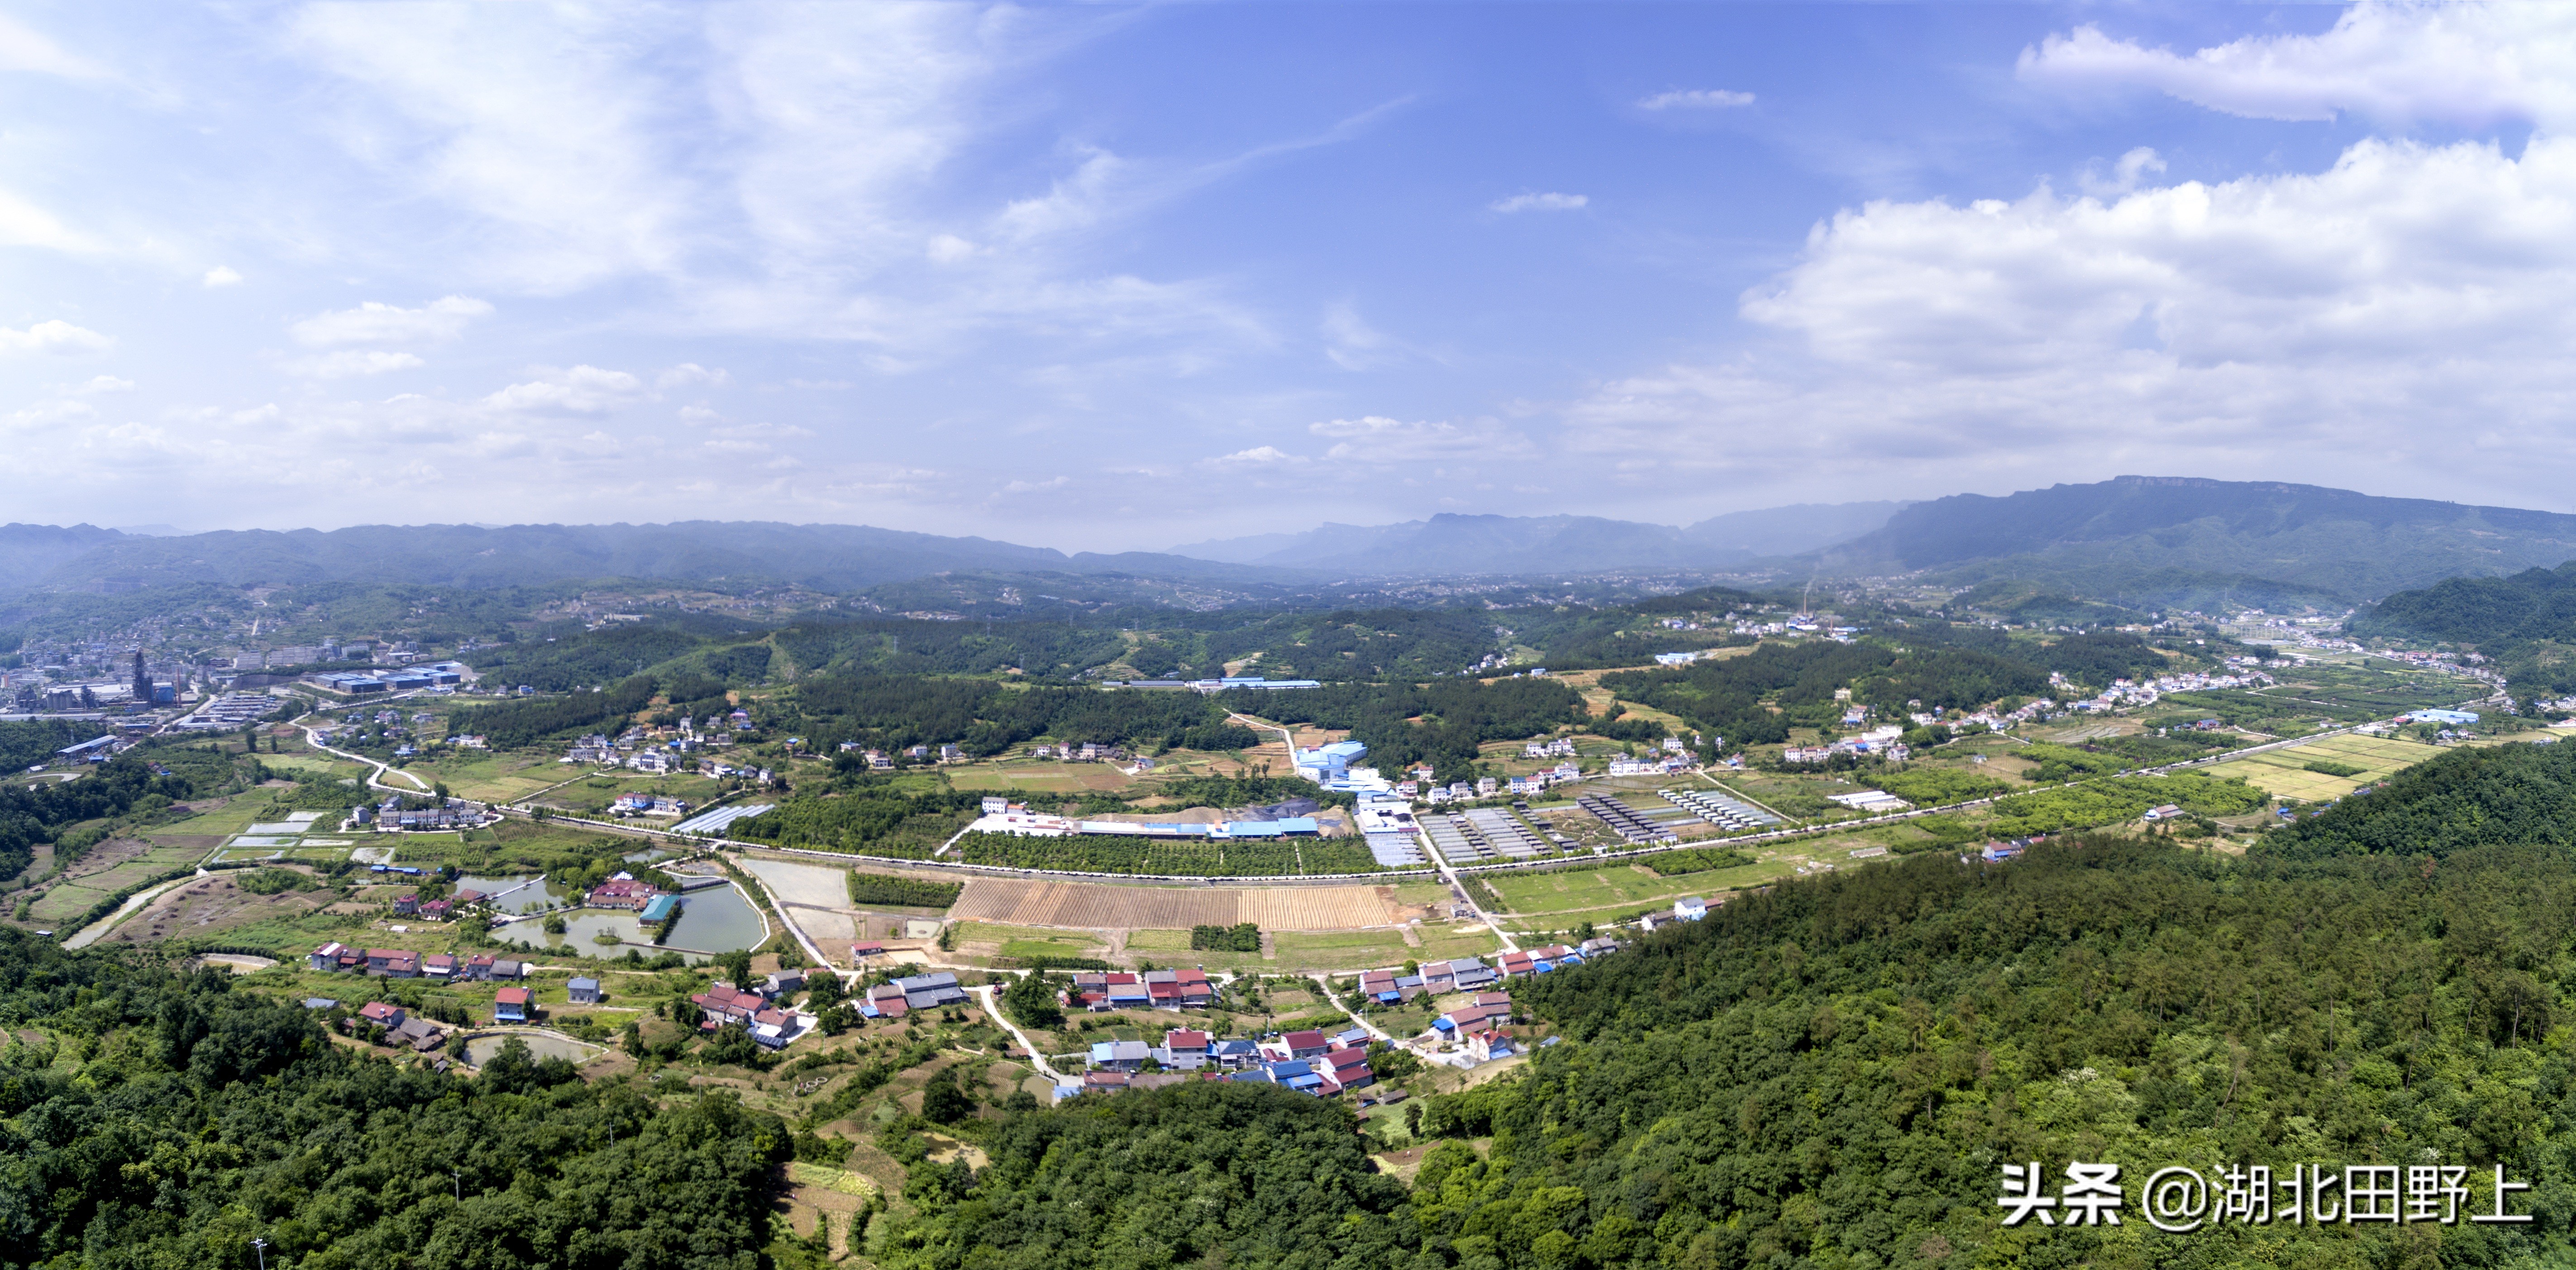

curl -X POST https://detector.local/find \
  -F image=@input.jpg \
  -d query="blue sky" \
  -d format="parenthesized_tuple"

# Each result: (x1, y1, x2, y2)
(2, 2, 2568, 550)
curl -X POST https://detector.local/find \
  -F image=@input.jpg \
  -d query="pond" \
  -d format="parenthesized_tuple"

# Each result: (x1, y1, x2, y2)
(458, 874, 565, 915)
(486, 883, 767, 960)
(663, 882, 769, 955)
(622, 846, 674, 863)
(465, 1032, 602, 1066)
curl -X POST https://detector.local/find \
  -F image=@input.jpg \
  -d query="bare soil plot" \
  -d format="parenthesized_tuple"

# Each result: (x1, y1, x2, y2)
(61, 837, 155, 880)
(97, 873, 334, 945)
(951, 878, 1398, 930)
(738, 856, 854, 909)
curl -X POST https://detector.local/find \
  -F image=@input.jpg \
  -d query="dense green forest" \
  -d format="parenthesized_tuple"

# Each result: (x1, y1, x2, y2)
(1604, 631, 2189, 747)
(2353, 562, 2576, 701)
(0, 930, 789, 1268)
(449, 675, 658, 749)
(774, 617, 1126, 680)
(1202, 609, 1503, 682)
(458, 614, 770, 690)
(725, 781, 984, 856)
(952, 832, 1384, 876)
(2263, 737, 2576, 860)
(0, 719, 110, 775)
(1218, 678, 1588, 780)
(0, 753, 197, 885)
(877, 1081, 1411, 1269)
(790, 675, 1256, 756)
(846, 871, 964, 909)
(1603, 641, 2051, 746)
(882, 824, 2574, 1267)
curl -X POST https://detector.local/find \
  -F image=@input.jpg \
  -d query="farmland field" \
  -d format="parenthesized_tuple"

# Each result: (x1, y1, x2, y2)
(946, 761, 1133, 793)
(739, 856, 862, 909)
(425, 751, 581, 803)
(1274, 930, 1413, 970)
(1413, 929, 1508, 962)
(949, 877, 1398, 930)
(2213, 732, 2447, 800)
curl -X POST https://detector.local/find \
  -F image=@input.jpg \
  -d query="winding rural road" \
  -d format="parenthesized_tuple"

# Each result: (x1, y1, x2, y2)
(968, 983, 1068, 1083)
(296, 709, 435, 795)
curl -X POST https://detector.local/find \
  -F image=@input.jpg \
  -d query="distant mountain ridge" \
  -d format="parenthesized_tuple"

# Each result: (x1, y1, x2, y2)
(1817, 476, 2576, 601)
(0, 522, 1318, 595)
(1170, 502, 1907, 574)
(12, 477, 2572, 605)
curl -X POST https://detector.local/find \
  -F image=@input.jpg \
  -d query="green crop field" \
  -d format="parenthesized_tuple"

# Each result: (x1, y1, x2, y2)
(957, 923, 1105, 965)
(1412, 929, 1508, 962)
(948, 761, 1133, 794)
(426, 751, 581, 803)
(27, 885, 119, 924)
(1273, 930, 1413, 970)
(1484, 867, 1704, 918)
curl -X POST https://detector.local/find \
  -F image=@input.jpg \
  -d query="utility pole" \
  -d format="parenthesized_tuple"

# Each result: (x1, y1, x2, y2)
(251, 1237, 269, 1270)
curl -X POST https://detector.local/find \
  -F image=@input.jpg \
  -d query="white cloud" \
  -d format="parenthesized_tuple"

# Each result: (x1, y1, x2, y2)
(290, 296, 492, 347)
(0, 188, 98, 253)
(1309, 414, 1532, 463)
(0, 320, 112, 356)
(1636, 88, 1755, 110)
(1321, 303, 1411, 371)
(285, 350, 426, 379)
(3, 398, 95, 430)
(71, 376, 132, 395)
(657, 363, 730, 388)
(926, 234, 981, 262)
(1205, 445, 1299, 468)
(996, 148, 1127, 242)
(0, 14, 110, 81)
(201, 266, 243, 287)
(2019, 5, 2576, 129)
(286, 5, 703, 291)
(1560, 134, 2576, 503)
(1489, 192, 1588, 214)
(480, 364, 646, 414)
(2077, 147, 2167, 198)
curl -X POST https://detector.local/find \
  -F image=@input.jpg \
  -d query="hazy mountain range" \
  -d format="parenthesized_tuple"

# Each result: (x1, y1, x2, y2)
(0, 522, 1303, 596)
(5, 477, 2575, 605)
(1822, 476, 2576, 603)
(1169, 503, 1907, 574)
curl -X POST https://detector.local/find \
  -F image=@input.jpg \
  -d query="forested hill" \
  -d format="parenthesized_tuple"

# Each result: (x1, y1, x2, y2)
(0, 928, 788, 1266)
(1441, 837, 2570, 1267)
(870, 835, 2576, 1267)
(2350, 561, 2576, 702)
(0, 520, 1314, 595)
(2260, 736, 2576, 861)
(1818, 475, 2576, 601)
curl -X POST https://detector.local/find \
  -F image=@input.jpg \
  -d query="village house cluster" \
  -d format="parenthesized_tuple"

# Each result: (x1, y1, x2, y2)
(1074, 1025, 1386, 1099)
(309, 942, 531, 982)
(1064, 967, 1218, 1010)
(692, 966, 834, 1048)
(856, 971, 970, 1020)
